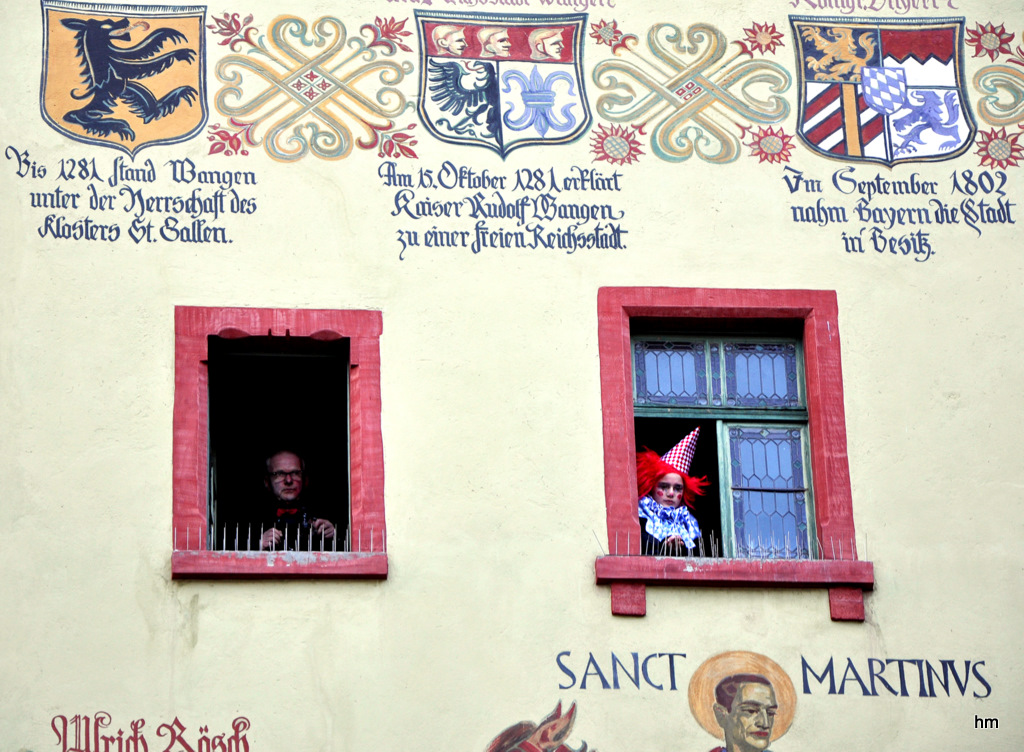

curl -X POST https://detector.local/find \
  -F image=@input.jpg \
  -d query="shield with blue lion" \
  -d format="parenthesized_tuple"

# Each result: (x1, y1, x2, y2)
(41, 0, 208, 156)
(791, 16, 976, 166)
(415, 11, 591, 158)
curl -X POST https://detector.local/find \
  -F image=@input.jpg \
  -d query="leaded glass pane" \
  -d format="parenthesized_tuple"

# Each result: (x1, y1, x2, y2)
(723, 342, 801, 408)
(709, 342, 722, 406)
(633, 340, 708, 406)
(728, 426, 810, 559)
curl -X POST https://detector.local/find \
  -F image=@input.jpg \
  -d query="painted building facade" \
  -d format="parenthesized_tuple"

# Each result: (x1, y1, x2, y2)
(1, 0, 1020, 749)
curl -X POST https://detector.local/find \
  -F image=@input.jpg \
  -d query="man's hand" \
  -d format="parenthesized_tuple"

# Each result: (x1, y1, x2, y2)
(312, 518, 336, 540)
(260, 527, 283, 550)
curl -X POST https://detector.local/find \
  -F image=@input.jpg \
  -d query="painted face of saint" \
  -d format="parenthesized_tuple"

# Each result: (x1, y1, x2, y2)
(718, 683, 777, 752)
(652, 472, 685, 508)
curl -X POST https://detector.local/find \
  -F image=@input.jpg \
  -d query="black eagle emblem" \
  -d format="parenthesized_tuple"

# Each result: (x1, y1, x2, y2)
(426, 59, 503, 149)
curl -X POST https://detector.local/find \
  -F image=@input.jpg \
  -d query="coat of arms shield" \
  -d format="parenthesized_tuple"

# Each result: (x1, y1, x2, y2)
(791, 16, 976, 166)
(415, 11, 591, 158)
(41, 0, 208, 156)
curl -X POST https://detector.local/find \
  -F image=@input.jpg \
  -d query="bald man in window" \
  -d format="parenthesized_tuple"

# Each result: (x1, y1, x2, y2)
(258, 449, 337, 551)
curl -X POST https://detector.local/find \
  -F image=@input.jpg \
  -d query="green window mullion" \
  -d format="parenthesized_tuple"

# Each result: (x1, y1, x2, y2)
(800, 424, 817, 559)
(716, 419, 736, 558)
(714, 339, 727, 409)
(795, 340, 807, 408)
(704, 339, 713, 407)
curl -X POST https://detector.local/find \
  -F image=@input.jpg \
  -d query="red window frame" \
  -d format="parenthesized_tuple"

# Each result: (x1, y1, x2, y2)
(596, 288, 873, 620)
(172, 306, 387, 578)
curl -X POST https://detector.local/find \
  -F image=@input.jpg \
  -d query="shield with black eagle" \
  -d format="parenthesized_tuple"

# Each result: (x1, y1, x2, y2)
(416, 11, 591, 158)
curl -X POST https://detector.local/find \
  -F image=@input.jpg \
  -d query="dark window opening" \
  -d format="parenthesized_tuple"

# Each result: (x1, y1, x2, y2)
(630, 317, 804, 338)
(206, 334, 350, 551)
(634, 417, 722, 557)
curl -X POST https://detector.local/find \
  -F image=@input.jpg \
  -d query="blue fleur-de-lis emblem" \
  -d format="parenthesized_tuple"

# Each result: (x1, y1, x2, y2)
(501, 65, 579, 137)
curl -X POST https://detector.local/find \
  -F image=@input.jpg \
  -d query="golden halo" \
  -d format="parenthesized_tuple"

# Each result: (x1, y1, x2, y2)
(687, 651, 796, 742)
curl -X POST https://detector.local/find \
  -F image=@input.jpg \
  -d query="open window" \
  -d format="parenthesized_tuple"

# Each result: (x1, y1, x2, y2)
(172, 306, 386, 578)
(207, 334, 350, 552)
(596, 288, 873, 619)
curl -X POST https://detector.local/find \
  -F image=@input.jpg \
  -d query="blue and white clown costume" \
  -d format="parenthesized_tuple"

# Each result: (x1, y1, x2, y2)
(638, 495, 702, 550)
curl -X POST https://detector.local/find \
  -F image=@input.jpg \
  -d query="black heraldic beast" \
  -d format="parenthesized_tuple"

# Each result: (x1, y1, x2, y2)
(60, 16, 197, 141)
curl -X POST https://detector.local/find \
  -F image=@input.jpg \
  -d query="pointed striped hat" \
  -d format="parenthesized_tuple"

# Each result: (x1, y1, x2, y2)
(661, 427, 700, 475)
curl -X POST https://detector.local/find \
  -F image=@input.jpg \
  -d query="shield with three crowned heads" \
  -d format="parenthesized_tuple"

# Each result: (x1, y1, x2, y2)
(41, 0, 208, 156)
(791, 16, 976, 166)
(416, 11, 591, 158)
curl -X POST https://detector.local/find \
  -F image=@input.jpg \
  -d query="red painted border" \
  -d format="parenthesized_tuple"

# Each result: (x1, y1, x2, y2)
(596, 288, 872, 619)
(172, 306, 387, 578)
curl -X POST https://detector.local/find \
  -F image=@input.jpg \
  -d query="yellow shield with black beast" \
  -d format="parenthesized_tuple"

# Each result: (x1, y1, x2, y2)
(41, 0, 207, 155)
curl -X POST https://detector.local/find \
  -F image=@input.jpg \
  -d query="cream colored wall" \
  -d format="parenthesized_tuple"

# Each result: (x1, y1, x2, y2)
(1, 0, 1021, 749)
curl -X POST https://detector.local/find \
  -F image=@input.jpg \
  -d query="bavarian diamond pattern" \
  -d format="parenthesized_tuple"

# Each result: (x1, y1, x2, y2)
(862, 66, 908, 117)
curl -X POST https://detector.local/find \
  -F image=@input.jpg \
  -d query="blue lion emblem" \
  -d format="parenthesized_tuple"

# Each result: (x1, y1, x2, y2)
(893, 90, 962, 156)
(60, 16, 198, 141)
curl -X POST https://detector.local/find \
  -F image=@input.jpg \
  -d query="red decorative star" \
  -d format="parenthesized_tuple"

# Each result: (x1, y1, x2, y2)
(966, 22, 1014, 61)
(975, 127, 1023, 169)
(589, 19, 637, 55)
(590, 123, 644, 166)
(736, 22, 785, 56)
(744, 125, 794, 164)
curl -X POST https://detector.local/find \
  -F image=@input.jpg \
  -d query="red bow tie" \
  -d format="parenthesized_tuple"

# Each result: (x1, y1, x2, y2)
(276, 508, 299, 517)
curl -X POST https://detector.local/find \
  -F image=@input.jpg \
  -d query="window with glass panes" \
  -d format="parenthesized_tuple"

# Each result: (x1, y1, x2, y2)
(633, 337, 815, 560)
(596, 287, 873, 621)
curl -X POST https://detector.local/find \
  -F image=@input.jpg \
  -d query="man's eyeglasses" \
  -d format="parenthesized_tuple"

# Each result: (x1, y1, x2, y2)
(269, 470, 302, 481)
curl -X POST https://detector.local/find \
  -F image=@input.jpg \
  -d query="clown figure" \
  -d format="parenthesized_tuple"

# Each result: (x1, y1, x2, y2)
(636, 427, 709, 555)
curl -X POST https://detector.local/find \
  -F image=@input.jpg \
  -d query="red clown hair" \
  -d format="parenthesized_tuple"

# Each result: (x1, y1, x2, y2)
(636, 448, 709, 509)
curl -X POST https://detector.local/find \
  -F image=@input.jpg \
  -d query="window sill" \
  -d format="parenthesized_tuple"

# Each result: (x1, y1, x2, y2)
(172, 551, 388, 579)
(595, 556, 873, 621)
